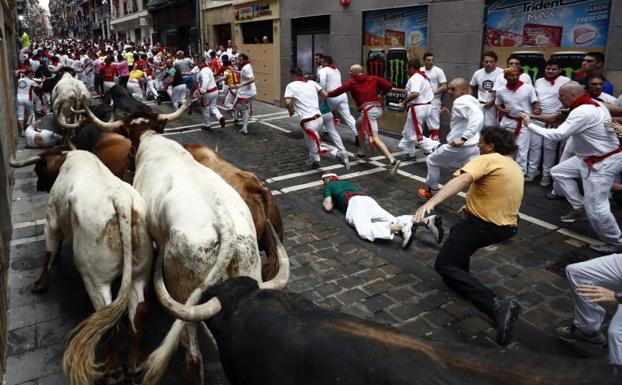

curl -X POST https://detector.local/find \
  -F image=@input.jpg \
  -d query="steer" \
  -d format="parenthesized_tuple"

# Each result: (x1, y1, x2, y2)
(103, 84, 153, 115)
(181, 277, 621, 385)
(86, 101, 290, 385)
(9, 150, 153, 385)
(51, 69, 90, 131)
(184, 143, 284, 280)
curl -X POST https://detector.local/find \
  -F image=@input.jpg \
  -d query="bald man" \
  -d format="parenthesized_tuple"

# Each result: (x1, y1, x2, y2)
(418, 78, 484, 199)
(523, 82, 622, 254)
(328, 64, 401, 175)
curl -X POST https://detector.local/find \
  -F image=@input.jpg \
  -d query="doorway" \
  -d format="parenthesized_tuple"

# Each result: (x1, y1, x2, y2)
(213, 23, 232, 47)
(292, 15, 330, 75)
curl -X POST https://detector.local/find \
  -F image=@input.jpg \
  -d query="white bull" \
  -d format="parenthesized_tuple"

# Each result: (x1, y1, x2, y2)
(31, 150, 153, 385)
(51, 71, 90, 132)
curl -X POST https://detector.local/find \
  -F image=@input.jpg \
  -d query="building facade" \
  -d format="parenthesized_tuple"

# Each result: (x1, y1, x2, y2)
(201, 0, 234, 48)
(111, 0, 153, 43)
(148, 0, 199, 53)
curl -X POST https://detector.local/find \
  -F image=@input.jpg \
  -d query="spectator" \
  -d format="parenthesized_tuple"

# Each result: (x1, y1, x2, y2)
(575, 52, 614, 95)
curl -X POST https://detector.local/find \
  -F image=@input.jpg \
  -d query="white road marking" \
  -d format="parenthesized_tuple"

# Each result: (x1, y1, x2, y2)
(260, 114, 291, 122)
(257, 120, 291, 133)
(12, 219, 46, 230)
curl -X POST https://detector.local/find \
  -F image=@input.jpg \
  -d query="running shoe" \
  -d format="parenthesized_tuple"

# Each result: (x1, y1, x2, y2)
(389, 159, 401, 176)
(556, 324, 606, 345)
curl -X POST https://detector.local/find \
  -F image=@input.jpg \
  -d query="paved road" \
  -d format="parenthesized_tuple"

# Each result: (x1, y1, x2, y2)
(6, 98, 614, 385)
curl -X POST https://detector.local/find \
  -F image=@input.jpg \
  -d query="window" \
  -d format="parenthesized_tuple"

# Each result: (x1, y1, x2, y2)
(241, 20, 273, 44)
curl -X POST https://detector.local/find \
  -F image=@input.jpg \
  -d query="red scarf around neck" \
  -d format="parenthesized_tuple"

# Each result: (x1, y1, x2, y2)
(544, 75, 559, 86)
(293, 76, 307, 83)
(324, 64, 336, 69)
(569, 93, 600, 110)
(414, 70, 428, 80)
(506, 81, 524, 92)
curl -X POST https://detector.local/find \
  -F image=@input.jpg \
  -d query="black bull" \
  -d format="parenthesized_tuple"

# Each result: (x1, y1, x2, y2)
(103, 85, 153, 115)
(198, 277, 620, 385)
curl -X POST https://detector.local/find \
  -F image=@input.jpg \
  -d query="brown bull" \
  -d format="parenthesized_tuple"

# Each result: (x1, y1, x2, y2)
(184, 143, 284, 280)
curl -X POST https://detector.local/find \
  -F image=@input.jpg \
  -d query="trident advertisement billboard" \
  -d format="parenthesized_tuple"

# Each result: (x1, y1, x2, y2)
(484, 0, 612, 79)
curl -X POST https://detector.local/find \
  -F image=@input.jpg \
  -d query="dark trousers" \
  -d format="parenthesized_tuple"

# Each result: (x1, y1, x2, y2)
(434, 214, 517, 318)
(94, 73, 104, 94)
(118, 76, 129, 88)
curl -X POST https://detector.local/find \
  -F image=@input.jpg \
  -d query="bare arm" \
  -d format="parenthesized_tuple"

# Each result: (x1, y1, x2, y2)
(323, 197, 334, 212)
(414, 172, 474, 222)
(284, 97, 295, 116)
(436, 82, 448, 96)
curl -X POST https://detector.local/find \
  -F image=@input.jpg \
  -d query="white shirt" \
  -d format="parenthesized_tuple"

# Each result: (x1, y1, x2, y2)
(534, 76, 571, 114)
(30, 59, 41, 72)
(447, 94, 483, 146)
(618, 94, 622, 107)
(17, 78, 38, 101)
(318, 66, 343, 93)
(421, 66, 447, 103)
(198, 66, 217, 93)
(493, 72, 532, 91)
(593, 92, 617, 104)
(495, 83, 538, 127)
(470, 67, 504, 103)
(237, 63, 257, 97)
(284, 79, 322, 120)
(528, 102, 616, 158)
(405, 72, 434, 105)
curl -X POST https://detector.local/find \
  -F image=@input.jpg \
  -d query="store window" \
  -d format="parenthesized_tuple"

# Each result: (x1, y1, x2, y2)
(484, 0, 612, 80)
(241, 20, 273, 44)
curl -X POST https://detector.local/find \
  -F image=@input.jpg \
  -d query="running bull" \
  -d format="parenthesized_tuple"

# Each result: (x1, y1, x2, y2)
(184, 143, 284, 280)
(183, 276, 622, 385)
(85, 102, 290, 385)
(9, 150, 153, 385)
(51, 68, 91, 131)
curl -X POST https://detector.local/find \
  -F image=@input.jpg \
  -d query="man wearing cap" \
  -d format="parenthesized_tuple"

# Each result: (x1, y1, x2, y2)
(322, 173, 443, 247)
(284, 68, 349, 170)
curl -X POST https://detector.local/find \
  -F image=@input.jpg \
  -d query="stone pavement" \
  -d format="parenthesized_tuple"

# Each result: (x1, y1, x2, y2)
(5, 99, 613, 384)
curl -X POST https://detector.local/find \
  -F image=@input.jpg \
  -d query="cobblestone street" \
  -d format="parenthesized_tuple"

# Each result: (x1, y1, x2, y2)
(6, 99, 614, 384)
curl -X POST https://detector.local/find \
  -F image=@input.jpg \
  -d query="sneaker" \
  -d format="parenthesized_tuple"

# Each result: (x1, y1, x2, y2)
(426, 215, 444, 244)
(389, 159, 401, 176)
(547, 191, 564, 200)
(589, 243, 622, 254)
(524, 172, 540, 182)
(493, 298, 520, 346)
(320, 131, 330, 140)
(556, 324, 606, 345)
(219, 116, 226, 129)
(340, 152, 350, 170)
(201, 124, 213, 131)
(401, 222, 415, 249)
(418, 188, 433, 200)
(560, 208, 587, 223)
(354, 135, 360, 147)
(402, 153, 417, 161)
(354, 153, 367, 161)
(310, 161, 321, 169)
(238, 128, 248, 135)
(539, 175, 552, 187)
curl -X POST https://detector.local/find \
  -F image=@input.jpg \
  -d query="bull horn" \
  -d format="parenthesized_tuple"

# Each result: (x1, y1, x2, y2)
(157, 97, 194, 123)
(70, 107, 85, 114)
(153, 252, 222, 322)
(56, 113, 82, 129)
(84, 105, 124, 132)
(9, 154, 41, 168)
(214, 141, 220, 153)
(258, 221, 290, 290)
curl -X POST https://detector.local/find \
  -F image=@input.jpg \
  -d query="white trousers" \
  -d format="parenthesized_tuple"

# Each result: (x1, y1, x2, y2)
(224, 89, 237, 110)
(553, 153, 622, 245)
(146, 79, 158, 99)
(103, 81, 115, 93)
(127, 80, 144, 101)
(25, 127, 63, 148)
(16, 99, 34, 121)
(482, 105, 498, 128)
(301, 117, 323, 162)
(321, 112, 346, 154)
(426, 144, 480, 190)
(500, 120, 530, 174)
(345, 196, 411, 242)
(328, 95, 357, 135)
(398, 104, 439, 156)
(171, 84, 187, 110)
(234, 95, 254, 130)
(565, 253, 622, 365)
(200, 90, 222, 126)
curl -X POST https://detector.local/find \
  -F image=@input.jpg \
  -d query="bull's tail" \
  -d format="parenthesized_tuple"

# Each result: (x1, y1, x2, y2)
(63, 195, 134, 385)
(141, 226, 237, 385)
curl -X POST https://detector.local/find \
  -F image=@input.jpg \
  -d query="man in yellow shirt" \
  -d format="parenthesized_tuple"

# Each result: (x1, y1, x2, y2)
(415, 127, 524, 347)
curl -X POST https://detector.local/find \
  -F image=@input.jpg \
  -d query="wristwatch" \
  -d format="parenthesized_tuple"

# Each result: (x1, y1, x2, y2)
(616, 292, 622, 304)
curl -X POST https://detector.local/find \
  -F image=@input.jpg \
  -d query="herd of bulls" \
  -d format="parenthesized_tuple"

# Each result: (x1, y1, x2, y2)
(9, 68, 621, 385)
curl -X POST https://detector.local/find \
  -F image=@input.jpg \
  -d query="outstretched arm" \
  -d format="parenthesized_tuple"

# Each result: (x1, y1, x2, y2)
(323, 197, 334, 212)
(414, 172, 473, 222)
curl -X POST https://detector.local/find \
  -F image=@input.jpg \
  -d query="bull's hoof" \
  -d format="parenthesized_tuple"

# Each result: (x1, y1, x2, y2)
(31, 281, 49, 294)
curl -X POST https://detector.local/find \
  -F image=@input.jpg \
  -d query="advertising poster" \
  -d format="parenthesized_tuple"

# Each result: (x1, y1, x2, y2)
(362, 6, 428, 122)
(485, 0, 611, 79)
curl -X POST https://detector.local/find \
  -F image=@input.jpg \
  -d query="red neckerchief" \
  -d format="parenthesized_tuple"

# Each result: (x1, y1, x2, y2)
(414, 70, 428, 80)
(544, 75, 559, 86)
(506, 81, 524, 92)
(570, 94, 600, 110)
(293, 76, 307, 83)
(324, 64, 336, 69)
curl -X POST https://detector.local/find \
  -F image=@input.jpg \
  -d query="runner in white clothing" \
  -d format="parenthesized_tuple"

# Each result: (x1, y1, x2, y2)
(421, 52, 447, 141)
(197, 65, 225, 130)
(285, 68, 348, 170)
(231, 53, 256, 135)
(470, 51, 504, 128)
(522, 81, 622, 254)
(533, 60, 571, 187)
(418, 78, 483, 200)
(495, 67, 540, 175)
(16, 70, 41, 136)
(318, 56, 358, 138)
(397, 58, 440, 158)
(493, 55, 533, 91)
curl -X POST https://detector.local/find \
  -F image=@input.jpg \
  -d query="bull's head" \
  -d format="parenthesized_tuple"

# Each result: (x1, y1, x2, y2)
(154, 221, 290, 322)
(10, 150, 67, 192)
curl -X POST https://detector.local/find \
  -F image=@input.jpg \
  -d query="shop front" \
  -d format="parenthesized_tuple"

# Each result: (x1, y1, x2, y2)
(149, 0, 199, 54)
(233, 0, 281, 104)
(202, 0, 235, 47)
